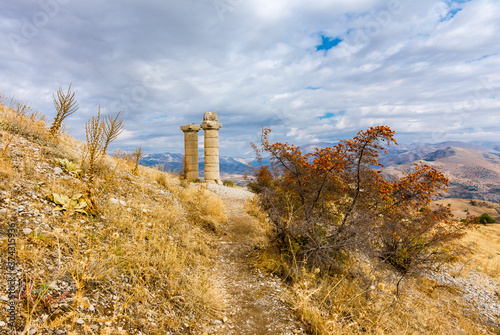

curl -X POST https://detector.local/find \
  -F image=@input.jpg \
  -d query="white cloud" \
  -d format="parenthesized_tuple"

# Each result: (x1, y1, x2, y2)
(0, 0, 498, 157)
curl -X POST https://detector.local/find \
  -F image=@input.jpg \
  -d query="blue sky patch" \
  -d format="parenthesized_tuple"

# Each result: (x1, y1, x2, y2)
(306, 86, 321, 90)
(465, 53, 498, 63)
(318, 112, 335, 120)
(442, 8, 462, 21)
(445, 0, 471, 4)
(442, 0, 471, 22)
(316, 35, 342, 51)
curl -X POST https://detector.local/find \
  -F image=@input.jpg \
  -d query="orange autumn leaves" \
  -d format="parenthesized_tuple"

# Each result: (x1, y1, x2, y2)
(250, 126, 472, 273)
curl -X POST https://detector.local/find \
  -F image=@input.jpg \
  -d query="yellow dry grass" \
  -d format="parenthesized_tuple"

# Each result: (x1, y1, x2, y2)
(434, 198, 500, 278)
(180, 185, 228, 232)
(248, 197, 498, 334)
(433, 198, 500, 221)
(0, 98, 228, 334)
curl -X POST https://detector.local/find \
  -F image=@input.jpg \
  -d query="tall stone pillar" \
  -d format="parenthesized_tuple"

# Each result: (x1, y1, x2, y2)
(180, 124, 201, 181)
(201, 112, 222, 182)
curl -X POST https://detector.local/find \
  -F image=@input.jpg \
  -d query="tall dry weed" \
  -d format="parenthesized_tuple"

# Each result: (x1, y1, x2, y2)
(50, 84, 78, 138)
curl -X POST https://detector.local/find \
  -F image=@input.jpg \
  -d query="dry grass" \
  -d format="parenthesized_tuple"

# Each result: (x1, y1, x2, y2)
(248, 197, 497, 334)
(433, 198, 500, 221)
(458, 224, 500, 278)
(0, 98, 228, 334)
(255, 248, 492, 334)
(180, 185, 228, 232)
(434, 198, 500, 278)
(0, 103, 52, 146)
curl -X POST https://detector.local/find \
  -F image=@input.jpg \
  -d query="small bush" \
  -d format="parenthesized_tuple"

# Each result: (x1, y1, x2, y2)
(222, 180, 235, 187)
(479, 213, 496, 224)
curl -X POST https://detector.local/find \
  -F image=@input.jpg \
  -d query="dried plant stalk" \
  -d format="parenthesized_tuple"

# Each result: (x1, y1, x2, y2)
(132, 146, 143, 175)
(85, 107, 104, 185)
(102, 111, 124, 155)
(50, 83, 79, 137)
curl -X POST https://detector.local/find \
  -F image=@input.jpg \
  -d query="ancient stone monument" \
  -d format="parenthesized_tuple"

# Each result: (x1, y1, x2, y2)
(180, 113, 222, 182)
(180, 123, 201, 181)
(201, 112, 222, 183)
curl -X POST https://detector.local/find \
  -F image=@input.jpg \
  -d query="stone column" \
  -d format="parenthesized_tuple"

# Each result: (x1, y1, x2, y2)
(180, 124, 201, 181)
(201, 112, 222, 182)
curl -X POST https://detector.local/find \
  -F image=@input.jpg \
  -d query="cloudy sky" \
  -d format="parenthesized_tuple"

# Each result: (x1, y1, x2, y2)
(1, 0, 499, 157)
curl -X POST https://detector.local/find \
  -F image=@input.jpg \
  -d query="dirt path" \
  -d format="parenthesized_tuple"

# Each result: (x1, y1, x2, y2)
(205, 185, 306, 335)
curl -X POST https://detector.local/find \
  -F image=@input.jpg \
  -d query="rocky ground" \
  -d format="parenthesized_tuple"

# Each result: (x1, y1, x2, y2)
(425, 264, 500, 327)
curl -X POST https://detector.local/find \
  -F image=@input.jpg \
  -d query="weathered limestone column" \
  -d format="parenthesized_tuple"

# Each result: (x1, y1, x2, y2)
(201, 112, 222, 182)
(180, 123, 201, 181)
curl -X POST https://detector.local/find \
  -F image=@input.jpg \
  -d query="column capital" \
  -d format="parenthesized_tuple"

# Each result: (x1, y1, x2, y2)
(201, 112, 222, 130)
(180, 123, 201, 132)
(201, 121, 222, 130)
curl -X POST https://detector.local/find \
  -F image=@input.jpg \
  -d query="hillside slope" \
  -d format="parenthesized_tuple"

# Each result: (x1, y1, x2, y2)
(0, 103, 229, 334)
(383, 146, 500, 202)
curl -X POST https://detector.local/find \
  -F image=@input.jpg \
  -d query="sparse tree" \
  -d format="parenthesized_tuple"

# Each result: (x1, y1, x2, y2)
(250, 126, 473, 274)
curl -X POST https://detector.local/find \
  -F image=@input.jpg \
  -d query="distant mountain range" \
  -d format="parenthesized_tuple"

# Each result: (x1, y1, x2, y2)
(381, 145, 500, 203)
(140, 141, 500, 201)
(140, 153, 253, 182)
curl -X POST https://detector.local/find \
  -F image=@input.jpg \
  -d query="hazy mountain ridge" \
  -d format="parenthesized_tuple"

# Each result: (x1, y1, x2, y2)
(141, 141, 500, 201)
(140, 153, 252, 178)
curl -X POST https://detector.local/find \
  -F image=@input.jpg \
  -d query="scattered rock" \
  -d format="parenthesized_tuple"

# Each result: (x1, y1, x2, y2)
(53, 167, 63, 175)
(76, 319, 84, 325)
(23, 228, 33, 235)
(0, 296, 8, 302)
(0, 321, 6, 327)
